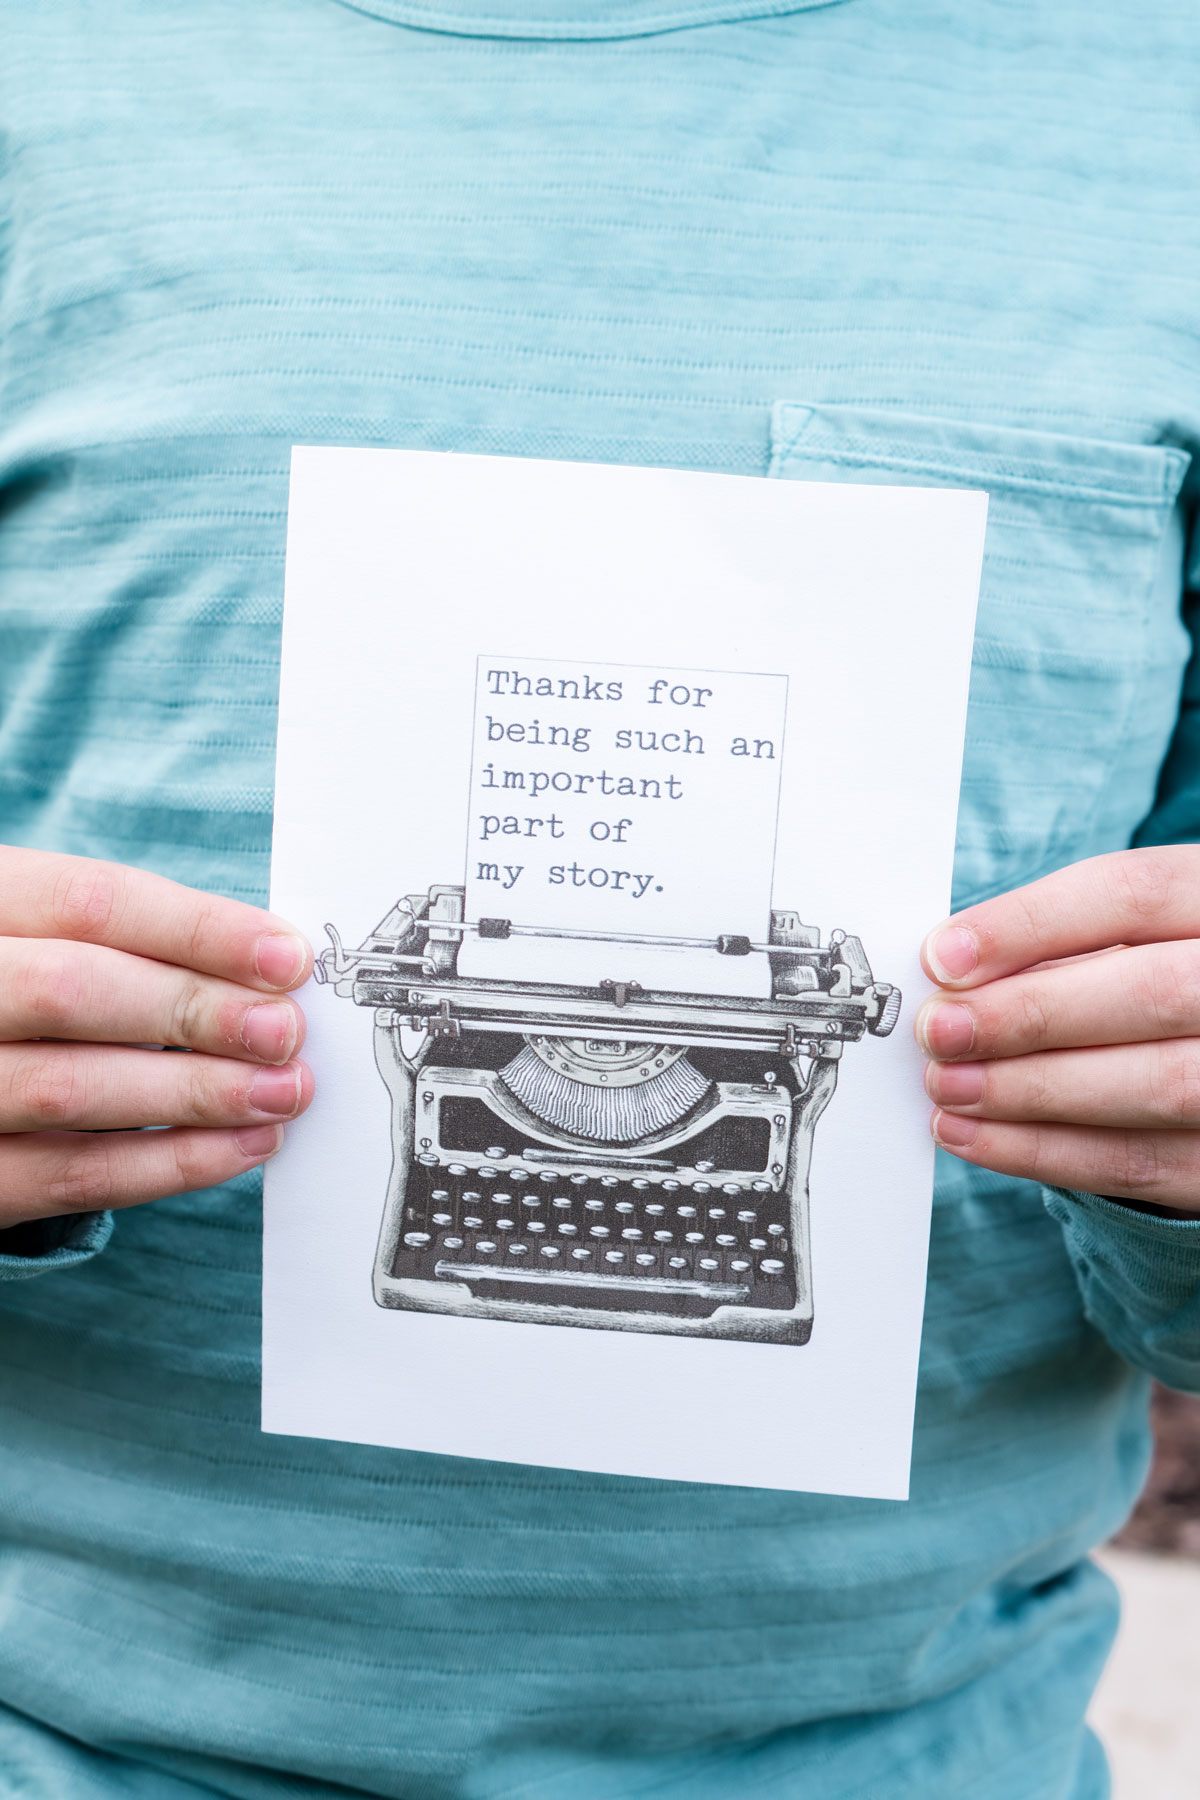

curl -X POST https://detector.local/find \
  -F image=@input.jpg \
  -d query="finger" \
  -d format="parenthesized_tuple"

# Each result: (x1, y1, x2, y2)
(0, 937, 305, 1063)
(913, 938, 1200, 1062)
(0, 1124, 284, 1226)
(0, 845, 311, 992)
(926, 1039, 1200, 1130)
(929, 1111, 1200, 1210)
(921, 846, 1200, 990)
(0, 1043, 313, 1133)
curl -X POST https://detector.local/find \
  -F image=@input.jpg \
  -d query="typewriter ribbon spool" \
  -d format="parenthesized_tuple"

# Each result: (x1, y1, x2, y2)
(317, 887, 900, 1345)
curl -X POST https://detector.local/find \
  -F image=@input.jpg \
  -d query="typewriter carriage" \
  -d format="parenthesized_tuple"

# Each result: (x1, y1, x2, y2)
(317, 885, 899, 1344)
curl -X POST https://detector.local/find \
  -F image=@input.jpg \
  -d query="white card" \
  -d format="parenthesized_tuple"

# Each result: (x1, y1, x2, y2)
(265, 446, 985, 1499)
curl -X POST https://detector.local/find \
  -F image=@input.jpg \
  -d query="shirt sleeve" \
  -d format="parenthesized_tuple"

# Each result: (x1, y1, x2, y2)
(1043, 1187, 1200, 1392)
(1039, 507, 1200, 1391)
(0, 1211, 113, 1281)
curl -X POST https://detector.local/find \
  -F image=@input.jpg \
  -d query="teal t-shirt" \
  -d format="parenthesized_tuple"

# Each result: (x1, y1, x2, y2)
(0, 2, 1199, 1795)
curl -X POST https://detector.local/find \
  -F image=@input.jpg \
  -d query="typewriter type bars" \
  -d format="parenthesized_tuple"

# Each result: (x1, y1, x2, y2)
(316, 885, 900, 1344)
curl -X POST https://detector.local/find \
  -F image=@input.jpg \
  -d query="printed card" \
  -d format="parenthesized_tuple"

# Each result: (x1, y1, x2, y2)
(265, 446, 985, 1498)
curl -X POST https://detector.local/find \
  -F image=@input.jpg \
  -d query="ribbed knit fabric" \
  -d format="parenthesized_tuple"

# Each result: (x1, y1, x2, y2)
(0, 2, 1198, 1795)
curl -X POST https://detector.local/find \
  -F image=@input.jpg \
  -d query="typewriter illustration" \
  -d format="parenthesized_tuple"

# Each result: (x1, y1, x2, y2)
(316, 885, 899, 1344)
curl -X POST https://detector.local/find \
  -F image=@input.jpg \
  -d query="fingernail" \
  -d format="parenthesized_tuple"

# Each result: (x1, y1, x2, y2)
(235, 1123, 283, 1160)
(931, 1109, 979, 1150)
(248, 1064, 303, 1117)
(255, 931, 308, 989)
(915, 1000, 975, 1058)
(240, 1003, 297, 1062)
(925, 924, 979, 985)
(926, 1061, 984, 1106)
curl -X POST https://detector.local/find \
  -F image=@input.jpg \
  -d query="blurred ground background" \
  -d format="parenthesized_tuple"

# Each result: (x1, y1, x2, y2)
(1089, 1387, 1200, 1797)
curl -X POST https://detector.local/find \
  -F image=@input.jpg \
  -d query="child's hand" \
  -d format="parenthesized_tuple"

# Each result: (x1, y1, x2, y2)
(0, 846, 313, 1226)
(919, 847, 1200, 1210)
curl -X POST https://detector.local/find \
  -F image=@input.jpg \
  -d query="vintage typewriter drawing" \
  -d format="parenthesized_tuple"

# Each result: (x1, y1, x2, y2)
(316, 888, 899, 1344)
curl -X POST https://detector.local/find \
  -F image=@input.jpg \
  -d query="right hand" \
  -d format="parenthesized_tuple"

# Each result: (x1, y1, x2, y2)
(0, 846, 314, 1227)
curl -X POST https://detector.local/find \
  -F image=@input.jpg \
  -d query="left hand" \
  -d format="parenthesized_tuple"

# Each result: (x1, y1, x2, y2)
(917, 847, 1200, 1212)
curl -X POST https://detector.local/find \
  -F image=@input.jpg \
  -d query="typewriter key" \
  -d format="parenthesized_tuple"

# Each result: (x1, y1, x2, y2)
(431, 1213, 452, 1227)
(677, 1205, 697, 1219)
(540, 1245, 560, 1259)
(699, 1257, 719, 1271)
(464, 1217, 484, 1230)
(558, 1224, 578, 1237)
(570, 1173, 589, 1186)
(646, 1203, 665, 1217)
(571, 1247, 591, 1261)
(527, 1220, 546, 1233)
(749, 1237, 767, 1250)
(708, 1207, 726, 1219)
(632, 1179, 650, 1190)
(668, 1256, 687, 1269)
(761, 1259, 785, 1275)
(615, 1201, 635, 1215)
(694, 1182, 712, 1194)
(486, 1146, 506, 1159)
(716, 1234, 737, 1247)
(507, 1243, 527, 1256)
(653, 1230, 673, 1243)
(768, 1223, 785, 1236)
(495, 1219, 515, 1232)
(636, 1253, 656, 1267)
(521, 1196, 541, 1208)
(737, 1210, 757, 1223)
(403, 1232, 431, 1247)
(584, 1198, 604, 1212)
(752, 1180, 772, 1193)
(418, 1153, 439, 1166)
(509, 1168, 529, 1182)
(621, 1228, 643, 1242)
(444, 1237, 464, 1250)
(538, 1170, 559, 1183)
(730, 1259, 751, 1273)
(589, 1225, 610, 1239)
(431, 1189, 450, 1202)
(447, 1164, 467, 1177)
(685, 1232, 704, 1245)
(604, 1250, 624, 1263)
(552, 1197, 572, 1210)
(462, 1191, 482, 1205)
(479, 1168, 497, 1180)
(662, 1179, 680, 1192)
(722, 1183, 742, 1196)
(600, 1176, 619, 1188)
(696, 1161, 715, 1172)
(476, 1241, 497, 1254)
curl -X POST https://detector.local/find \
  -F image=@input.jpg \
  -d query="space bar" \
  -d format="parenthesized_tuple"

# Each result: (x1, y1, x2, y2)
(435, 1261, 750, 1302)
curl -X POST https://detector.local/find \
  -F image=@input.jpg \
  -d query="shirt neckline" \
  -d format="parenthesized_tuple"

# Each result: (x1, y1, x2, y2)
(334, 0, 849, 42)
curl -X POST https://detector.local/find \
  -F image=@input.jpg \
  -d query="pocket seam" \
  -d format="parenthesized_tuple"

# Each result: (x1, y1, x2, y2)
(770, 403, 1190, 507)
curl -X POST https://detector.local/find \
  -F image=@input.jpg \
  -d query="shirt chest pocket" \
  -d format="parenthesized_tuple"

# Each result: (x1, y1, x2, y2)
(769, 403, 1191, 911)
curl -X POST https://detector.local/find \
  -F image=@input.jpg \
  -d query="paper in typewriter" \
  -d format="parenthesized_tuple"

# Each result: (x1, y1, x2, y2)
(266, 446, 986, 1499)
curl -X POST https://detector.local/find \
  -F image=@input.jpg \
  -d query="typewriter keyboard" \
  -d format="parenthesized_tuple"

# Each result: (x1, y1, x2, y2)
(391, 1160, 796, 1317)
